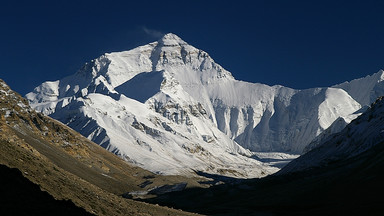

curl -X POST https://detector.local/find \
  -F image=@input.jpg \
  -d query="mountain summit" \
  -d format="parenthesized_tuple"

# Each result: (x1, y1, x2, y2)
(26, 33, 384, 177)
(158, 33, 188, 46)
(26, 33, 272, 177)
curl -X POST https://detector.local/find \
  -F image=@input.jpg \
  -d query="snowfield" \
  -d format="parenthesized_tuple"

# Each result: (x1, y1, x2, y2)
(26, 33, 384, 177)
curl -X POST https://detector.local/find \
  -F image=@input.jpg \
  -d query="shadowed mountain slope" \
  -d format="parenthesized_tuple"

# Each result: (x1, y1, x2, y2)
(0, 164, 93, 216)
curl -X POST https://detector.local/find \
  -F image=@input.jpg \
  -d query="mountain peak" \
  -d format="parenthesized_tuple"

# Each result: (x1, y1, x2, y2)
(158, 33, 187, 47)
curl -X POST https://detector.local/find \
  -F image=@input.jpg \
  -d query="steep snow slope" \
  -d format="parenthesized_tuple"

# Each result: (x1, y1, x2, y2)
(26, 34, 277, 177)
(26, 33, 384, 176)
(279, 96, 384, 174)
(333, 70, 384, 105)
(303, 114, 358, 153)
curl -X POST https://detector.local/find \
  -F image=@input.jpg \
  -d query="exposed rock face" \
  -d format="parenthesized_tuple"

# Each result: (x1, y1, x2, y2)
(26, 33, 384, 176)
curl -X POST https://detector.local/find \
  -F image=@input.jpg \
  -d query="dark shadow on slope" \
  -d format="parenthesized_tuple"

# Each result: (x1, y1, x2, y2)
(194, 171, 246, 185)
(251, 155, 295, 169)
(253, 157, 294, 169)
(0, 164, 93, 216)
(254, 157, 293, 164)
(142, 142, 384, 215)
(115, 71, 164, 103)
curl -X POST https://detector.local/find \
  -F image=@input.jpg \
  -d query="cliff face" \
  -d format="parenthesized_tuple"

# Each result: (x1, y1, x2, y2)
(26, 33, 384, 177)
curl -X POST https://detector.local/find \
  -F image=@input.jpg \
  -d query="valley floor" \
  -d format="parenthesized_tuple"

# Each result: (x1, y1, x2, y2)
(252, 152, 299, 169)
(139, 143, 384, 215)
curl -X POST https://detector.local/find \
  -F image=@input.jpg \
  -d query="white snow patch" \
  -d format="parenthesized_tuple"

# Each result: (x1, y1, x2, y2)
(318, 88, 361, 129)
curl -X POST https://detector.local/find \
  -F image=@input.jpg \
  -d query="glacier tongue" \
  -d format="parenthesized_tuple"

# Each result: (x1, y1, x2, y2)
(26, 33, 384, 177)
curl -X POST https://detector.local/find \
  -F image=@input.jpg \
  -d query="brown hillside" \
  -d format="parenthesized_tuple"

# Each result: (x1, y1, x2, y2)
(0, 79, 203, 216)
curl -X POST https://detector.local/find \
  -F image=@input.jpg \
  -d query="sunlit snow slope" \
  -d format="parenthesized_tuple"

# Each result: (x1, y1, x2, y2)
(279, 96, 384, 174)
(26, 33, 384, 177)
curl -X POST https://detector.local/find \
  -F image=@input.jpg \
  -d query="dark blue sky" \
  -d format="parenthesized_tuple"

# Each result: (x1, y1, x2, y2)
(1, 0, 384, 95)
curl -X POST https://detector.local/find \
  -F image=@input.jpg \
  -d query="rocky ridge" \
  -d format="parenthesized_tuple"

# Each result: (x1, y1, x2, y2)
(26, 33, 384, 176)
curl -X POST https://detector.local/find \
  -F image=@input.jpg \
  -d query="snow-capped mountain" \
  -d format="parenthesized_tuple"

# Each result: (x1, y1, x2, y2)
(0, 78, 206, 215)
(278, 96, 384, 175)
(149, 97, 384, 216)
(26, 33, 384, 177)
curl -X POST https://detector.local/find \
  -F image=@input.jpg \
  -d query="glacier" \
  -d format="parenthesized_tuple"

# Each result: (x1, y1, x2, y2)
(26, 33, 384, 177)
